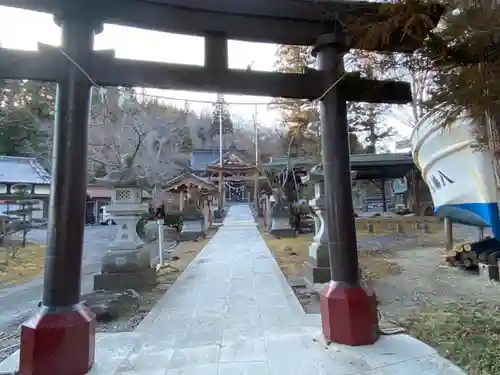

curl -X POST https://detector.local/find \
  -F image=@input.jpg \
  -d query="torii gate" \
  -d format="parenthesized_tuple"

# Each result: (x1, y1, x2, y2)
(0, 1, 442, 374)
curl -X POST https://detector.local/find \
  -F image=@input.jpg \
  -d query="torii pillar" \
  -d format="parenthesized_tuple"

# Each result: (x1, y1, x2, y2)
(19, 8, 100, 375)
(313, 34, 379, 346)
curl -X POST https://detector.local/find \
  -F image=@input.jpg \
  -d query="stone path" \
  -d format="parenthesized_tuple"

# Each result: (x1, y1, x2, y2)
(0, 205, 465, 374)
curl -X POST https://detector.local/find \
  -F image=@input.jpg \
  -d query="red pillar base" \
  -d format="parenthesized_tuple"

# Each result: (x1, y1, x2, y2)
(319, 281, 379, 346)
(19, 304, 96, 375)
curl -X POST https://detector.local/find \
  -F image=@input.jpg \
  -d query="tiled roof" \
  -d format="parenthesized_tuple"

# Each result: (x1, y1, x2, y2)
(163, 170, 217, 191)
(190, 149, 251, 170)
(351, 153, 413, 167)
(0, 156, 51, 184)
(264, 153, 413, 170)
(263, 156, 315, 170)
(191, 150, 222, 171)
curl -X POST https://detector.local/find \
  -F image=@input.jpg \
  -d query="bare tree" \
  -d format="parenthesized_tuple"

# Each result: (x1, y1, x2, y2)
(88, 88, 190, 187)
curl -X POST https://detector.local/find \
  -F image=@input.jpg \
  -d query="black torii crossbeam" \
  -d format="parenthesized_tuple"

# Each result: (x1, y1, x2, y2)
(0, 0, 443, 374)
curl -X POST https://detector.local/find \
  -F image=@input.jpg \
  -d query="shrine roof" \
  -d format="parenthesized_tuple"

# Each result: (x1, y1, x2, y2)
(264, 153, 415, 179)
(163, 170, 217, 191)
(352, 153, 414, 180)
(263, 156, 316, 171)
(0, 156, 51, 185)
(190, 149, 251, 171)
(351, 153, 413, 167)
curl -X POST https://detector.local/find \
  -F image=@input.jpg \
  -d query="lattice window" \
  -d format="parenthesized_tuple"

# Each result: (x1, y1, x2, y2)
(116, 190, 131, 201)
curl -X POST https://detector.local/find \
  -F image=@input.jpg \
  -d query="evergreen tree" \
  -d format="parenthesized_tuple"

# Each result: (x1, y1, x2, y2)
(173, 126, 193, 152)
(272, 45, 320, 157)
(348, 53, 392, 153)
(210, 94, 233, 137)
(342, 1, 500, 150)
(272, 45, 365, 157)
(349, 102, 392, 153)
(0, 80, 54, 159)
(4, 184, 41, 247)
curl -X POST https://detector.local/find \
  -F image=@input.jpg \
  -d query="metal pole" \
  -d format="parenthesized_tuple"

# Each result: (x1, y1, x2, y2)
(381, 179, 387, 212)
(219, 107, 224, 210)
(479, 227, 485, 241)
(157, 219, 165, 266)
(254, 104, 259, 163)
(254, 104, 260, 211)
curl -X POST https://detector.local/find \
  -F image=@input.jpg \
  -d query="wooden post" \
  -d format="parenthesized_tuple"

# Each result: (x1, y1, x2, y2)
(179, 190, 185, 212)
(444, 216, 453, 250)
(314, 33, 378, 346)
(479, 227, 485, 241)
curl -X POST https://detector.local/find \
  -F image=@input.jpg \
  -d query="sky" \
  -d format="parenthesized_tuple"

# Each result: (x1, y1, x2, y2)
(0, 5, 411, 150)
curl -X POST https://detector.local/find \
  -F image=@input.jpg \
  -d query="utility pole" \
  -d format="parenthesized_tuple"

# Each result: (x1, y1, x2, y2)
(219, 107, 224, 210)
(253, 104, 260, 213)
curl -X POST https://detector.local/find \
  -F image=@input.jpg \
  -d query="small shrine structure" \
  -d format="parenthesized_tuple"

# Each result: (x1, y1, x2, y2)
(192, 146, 259, 204)
(163, 169, 217, 240)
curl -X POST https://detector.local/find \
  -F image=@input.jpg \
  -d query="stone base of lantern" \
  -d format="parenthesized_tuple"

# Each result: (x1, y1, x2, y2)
(270, 213, 295, 238)
(100, 248, 151, 273)
(179, 219, 205, 242)
(304, 259, 331, 287)
(94, 268, 157, 291)
(179, 212, 205, 242)
(304, 242, 331, 286)
(94, 248, 157, 292)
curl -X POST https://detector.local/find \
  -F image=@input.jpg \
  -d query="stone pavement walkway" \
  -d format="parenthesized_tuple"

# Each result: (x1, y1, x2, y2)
(0, 205, 464, 375)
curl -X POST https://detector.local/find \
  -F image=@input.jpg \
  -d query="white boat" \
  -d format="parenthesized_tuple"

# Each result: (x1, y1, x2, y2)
(411, 106, 500, 237)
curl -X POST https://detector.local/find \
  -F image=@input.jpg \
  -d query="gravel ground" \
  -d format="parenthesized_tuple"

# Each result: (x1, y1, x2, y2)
(374, 245, 500, 321)
(0, 330, 19, 363)
(287, 223, 500, 323)
(357, 224, 500, 322)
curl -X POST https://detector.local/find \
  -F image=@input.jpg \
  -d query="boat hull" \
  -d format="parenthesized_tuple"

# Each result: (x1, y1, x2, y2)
(411, 108, 500, 237)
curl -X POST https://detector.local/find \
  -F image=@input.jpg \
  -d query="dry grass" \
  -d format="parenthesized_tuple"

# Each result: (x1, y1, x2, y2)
(262, 232, 402, 282)
(263, 234, 311, 277)
(400, 302, 500, 375)
(358, 249, 403, 282)
(0, 243, 46, 288)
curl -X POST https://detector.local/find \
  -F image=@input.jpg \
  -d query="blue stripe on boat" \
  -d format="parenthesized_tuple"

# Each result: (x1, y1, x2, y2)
(435, 202, 500, 238)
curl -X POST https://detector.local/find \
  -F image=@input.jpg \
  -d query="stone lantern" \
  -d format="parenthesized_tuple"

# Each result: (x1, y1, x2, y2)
(93, 154, 156, 291)
(304, 164, 359, 286)
(303, 163, 329, 286)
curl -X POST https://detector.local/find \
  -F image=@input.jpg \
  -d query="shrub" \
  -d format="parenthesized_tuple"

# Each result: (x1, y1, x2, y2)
(164, 213, 183, 231)
(213, 208, 226, 220)
(136, 214, 149, 239)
